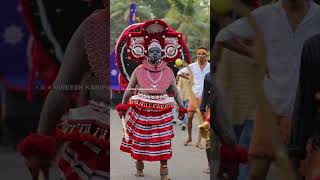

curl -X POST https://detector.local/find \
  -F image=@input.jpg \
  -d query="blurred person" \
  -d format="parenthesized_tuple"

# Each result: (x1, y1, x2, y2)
(177, 65, 191, 131)
(18, 2, 110, 179)
(218, 47, 256, 180)
(19, 0, 104, 101)
(210, 73, 249, 180)
(215, 0, 320, 179)
(200, 72, 213, 174)
(289, 34, 320, 180)
(213, 3, 257, 180)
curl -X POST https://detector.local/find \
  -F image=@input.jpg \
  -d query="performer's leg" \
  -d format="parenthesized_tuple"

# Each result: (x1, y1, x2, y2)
(203, 147, 210, 174)
(195, 98, 203, 147)
(248, 118, 270, 180)
(248, 156, 271, 180)
(181, 99, 189, 130)
(196, 131, 204, 149)
(160, 160, 171, 180)
(309, 150, 320, 179)
(135, 160, 144, 177)
(211, 130, 219, 180)
(196, 109, 210, 149)
(206, 148, 210, 165)
(238, 120, 254, 180)
(303, 142, 320, 180)
(247, 109, 287, 180)
(185, 111, 195, 146)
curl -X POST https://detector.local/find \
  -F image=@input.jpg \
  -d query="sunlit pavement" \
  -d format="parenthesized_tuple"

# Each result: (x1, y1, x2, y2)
(0, 109, 281, 179)
(110, 109, 210, 180)
(0, 146, 59, 179)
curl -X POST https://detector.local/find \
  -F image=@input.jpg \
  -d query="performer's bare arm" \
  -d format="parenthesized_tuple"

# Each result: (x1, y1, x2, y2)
(176, 75, 179, 84)
(38, 20, 89, 134)
(121, 69, 138, 104)
(177, 73, 190, 80)
(213, 5, 256, 60)
(170, 77, 184, 108)
(212, 80, 237, 145)
(177, 65, 190, 80)
(215, 39, 253, 61)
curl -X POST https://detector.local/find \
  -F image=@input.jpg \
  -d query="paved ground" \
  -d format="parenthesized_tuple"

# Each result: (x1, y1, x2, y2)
(0, 147, 60, 179)
(110, 109, 210, 180)
(0, 109, 283, 179)
(0, 150, 281, 180)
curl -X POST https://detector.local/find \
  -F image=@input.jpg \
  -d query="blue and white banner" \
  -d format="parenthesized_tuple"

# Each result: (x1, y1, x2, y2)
(110, 3, 137, 91)
(0, 0, 30, 91)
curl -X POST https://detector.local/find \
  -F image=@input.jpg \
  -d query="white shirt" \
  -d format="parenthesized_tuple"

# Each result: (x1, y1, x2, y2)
(177, 62, 210, 98)
(216, 0, 320, 117)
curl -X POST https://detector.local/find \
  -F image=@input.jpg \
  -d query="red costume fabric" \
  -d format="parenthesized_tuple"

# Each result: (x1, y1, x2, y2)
(218, 144, 248, 179)
(20, 0, 59, 100)
(117, 19, 190, 161)
(115, 19, 191, 89)
(18, 133, 57, 160)
(58, 142, 109, 180)
(136, 65, 173, 94)
(120, 94, 175, 161)
(18, 5, 109, 180)
(55, 10, 109, 179)
(56, 102, 109, 179)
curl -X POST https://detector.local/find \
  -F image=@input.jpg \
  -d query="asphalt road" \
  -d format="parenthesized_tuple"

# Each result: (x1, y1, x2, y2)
(0, 109, 282, 180)
(110, 109, 210, 180)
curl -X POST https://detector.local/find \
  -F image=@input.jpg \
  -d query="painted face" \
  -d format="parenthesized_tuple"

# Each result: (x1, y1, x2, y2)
(148, 47, 162, 64)
(197, 51, 207, 62)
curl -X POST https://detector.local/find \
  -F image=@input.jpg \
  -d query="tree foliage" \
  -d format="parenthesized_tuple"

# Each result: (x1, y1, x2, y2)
(110, 0, 210, 61)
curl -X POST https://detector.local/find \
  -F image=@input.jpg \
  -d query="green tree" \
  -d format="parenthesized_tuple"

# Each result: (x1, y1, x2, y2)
(164, 0, 210, 60)
(110, 0, 210, 61)
(110, 0, 153, 48)
(141, 0, 171, 18)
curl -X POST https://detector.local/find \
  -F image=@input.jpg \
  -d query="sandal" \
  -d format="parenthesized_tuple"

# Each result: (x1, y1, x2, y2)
(160, 165, 171, 180)
(195, 143, 204, 149)
(135, 161, 144, 177)
(203, 167, 210, 174)
(184, 139, 192, 146)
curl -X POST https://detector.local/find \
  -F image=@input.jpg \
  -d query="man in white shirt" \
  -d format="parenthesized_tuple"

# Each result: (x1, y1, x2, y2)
(215, 0, 320, 179)
(178, 47, 210, 146)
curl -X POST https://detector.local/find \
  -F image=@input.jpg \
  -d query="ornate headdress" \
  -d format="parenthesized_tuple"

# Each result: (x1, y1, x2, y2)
(115, 19, 191, 88)
(148, 39, 162, 51)
(126, 19, 184, 62)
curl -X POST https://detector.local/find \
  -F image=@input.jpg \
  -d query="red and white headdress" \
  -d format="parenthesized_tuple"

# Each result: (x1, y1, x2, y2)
(126, 19, 184, 62)
(115, 19, 191, 88)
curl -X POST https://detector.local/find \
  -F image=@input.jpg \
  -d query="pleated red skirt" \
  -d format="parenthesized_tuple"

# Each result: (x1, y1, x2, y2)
(120, 95, 175, 161)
